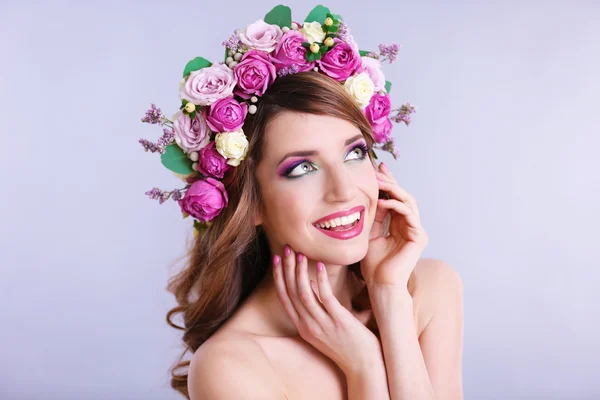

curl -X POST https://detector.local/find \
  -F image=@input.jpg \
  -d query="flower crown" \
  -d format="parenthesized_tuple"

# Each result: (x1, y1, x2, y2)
(140, 4, 417, 235)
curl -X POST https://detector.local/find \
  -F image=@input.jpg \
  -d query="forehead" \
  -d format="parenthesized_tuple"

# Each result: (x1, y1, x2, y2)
(262, 111, 362, 157)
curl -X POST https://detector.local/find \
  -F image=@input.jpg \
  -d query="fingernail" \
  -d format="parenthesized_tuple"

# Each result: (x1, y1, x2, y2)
(273, 254, 280, 266)
(317, 262, 324, 272)
(296, 253, 303, 262)
(284, 245, 290, 257)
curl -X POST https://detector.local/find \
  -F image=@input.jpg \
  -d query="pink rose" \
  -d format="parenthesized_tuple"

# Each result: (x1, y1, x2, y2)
(173, 111, 211, 153)
(233, 50, 277, 99)
(179, 64, 236, 106)
(317, 39, 362, 82)
(178, 178, 228, 222)
(361, 57, 386, 92)
(364, 93, 393, 143)
(238, 20, 283, 53)
(196, 142, 231, 179)
(272, 30, 315, 72)
(203, 96, 248, 133)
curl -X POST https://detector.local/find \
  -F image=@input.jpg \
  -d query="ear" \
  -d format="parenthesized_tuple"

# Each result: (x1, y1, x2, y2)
(253, 210, 263, 226)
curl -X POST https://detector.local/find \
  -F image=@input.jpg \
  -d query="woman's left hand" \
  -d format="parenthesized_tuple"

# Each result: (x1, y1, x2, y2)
(361, 162, 429, 288)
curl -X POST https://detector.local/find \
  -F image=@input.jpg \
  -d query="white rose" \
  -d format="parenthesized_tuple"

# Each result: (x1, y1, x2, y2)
(344, 72, 375, 108)
(300, 21, 326, 44)
(215, 129, 249, 166)
(238, 19, 283, 53)
(361, 57, 386, 92)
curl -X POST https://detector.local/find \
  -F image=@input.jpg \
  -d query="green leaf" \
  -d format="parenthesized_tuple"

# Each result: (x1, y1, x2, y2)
(319, 45, 328, 53)
(264, 4, 292, 28)
(224, 47, 229, 62)
(182, 99, 188, 105)
(330, 12, 343, 21)
(371, 149, 378, 159)
(304, 5, 331, 24)
(302, 41, 311, 48)
(160, 144, 194, 174)
(359, 50, 371, 57)
(189, 110, 197, 119)
(328, 25, 338, 33)
(182, 57, 212, 78)
(385, 80, 392, 93)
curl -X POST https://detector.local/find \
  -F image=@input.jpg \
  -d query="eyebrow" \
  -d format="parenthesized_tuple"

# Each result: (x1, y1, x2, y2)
(276, 134, 365, 166)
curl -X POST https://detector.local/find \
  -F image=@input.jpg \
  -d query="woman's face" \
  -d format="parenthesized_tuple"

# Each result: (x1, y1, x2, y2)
(255, 111, 379, 266)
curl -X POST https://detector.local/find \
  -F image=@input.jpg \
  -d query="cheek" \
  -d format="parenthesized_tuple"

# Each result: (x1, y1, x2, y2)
(261, 180, 317, 230)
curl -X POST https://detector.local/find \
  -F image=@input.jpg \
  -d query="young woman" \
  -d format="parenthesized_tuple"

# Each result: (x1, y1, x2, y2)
(162, 72, 464, 400)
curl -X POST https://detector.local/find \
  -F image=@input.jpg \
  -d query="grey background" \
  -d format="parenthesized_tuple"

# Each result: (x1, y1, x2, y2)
(1, 0, 598, 399)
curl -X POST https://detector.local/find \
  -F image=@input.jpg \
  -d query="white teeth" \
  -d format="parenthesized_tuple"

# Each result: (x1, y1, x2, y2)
(315, 211, 361, 229)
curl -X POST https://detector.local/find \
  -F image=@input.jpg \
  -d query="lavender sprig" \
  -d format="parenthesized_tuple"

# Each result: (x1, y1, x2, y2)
(381, 140, 400, 160)
(222, 31, 242, 54)
(141, 104, 167, 125)
(378, 43, 401, 64)
(277, 64, 301, 77)
(139, 127, 175, 154)
(145, 187, 185, 204)
(390, 102, 417, 126)
(337, 21, 350, 42)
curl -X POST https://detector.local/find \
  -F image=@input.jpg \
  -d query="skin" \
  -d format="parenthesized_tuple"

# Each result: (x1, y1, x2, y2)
(188, 111, 464, 399)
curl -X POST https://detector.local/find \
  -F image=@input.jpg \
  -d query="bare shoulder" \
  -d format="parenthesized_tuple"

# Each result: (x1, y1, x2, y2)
(188, 332, 286, 400)
(409, 258, 464, 334)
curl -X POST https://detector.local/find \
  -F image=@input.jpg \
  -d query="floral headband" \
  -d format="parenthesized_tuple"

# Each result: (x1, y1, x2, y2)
(139, 4, 417, 235)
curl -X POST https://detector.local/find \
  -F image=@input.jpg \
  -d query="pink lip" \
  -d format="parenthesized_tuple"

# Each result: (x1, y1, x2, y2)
(312, 206, 366, 241)
(313, 205, 365, 225)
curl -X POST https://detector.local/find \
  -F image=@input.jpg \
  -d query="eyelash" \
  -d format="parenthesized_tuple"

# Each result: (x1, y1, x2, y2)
(283, 142, 369, 179)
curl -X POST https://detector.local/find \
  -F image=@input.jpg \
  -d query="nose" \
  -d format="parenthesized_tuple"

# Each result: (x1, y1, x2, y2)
(323, 165, 358, 203)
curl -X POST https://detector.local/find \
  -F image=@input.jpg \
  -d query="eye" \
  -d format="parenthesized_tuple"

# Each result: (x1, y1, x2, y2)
(286, 161, 317, 178)
(345, 143, 368, 161)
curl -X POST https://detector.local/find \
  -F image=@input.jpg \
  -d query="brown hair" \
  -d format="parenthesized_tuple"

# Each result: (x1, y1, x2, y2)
(165, 72, 383, 398)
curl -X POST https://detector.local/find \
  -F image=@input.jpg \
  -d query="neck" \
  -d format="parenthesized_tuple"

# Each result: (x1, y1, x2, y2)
(249, 261, 356, 337)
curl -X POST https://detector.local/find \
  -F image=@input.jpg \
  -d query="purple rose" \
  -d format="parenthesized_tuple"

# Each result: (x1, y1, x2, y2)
(178, 177, 228, 222)
(233, 49, 277, 99)
(361, 57, 386, 92)
(317, 39, 362, 82)
(173, 111, 211, 153)
(365, 93, 393, 143)
(179, 64, 236, 106)
(203, 96, 248, 133)
(238, 19, 283, 53)
(196, 142, 231, 179)
(272, 30, 315, 72)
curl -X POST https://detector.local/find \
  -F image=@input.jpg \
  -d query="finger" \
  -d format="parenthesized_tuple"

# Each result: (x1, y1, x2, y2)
(377, 198, 422, 230)
(295, 253, 329, 321)
(379, 162, 399, 185)
(310, 280, 321, 302)
(315, 262, 353, 321)
(377, 179, 420, 218)
(272, 254, 300, 324)
(282, 245, 311, 318)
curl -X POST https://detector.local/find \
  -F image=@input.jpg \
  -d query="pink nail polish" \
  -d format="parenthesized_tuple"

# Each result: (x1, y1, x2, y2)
(284, 245, 290, 256)
(273, 254, 280, 266)
(317, 262, 324, 272)
(296, 253, 303, 262)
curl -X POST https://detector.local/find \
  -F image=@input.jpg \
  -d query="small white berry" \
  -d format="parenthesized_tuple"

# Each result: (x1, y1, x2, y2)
(228, 50, 234, 56)
(192, 162, 198, 171)
(189, 152, 199, 162)
(233, 52, 242, 61)
(249, 105, 257, 114)
(291, 22, 299, 30)
(250, 96, 258, 103)
(226, 56, 233, 64)
(282, 26, 290, 33)
(313, 67, 318, 72)
(229, 61, 238, 68)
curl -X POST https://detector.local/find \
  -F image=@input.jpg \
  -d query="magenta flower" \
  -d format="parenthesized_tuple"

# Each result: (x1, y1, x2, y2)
(272, 30, 315, 73)
(178, 178, 229, 222)
(317, 39, 362, 82)
(196, 142, 231, 179)
(203, 96, 248, 133)
(233, 49, 277, 99)
(365, 93, 393, 143)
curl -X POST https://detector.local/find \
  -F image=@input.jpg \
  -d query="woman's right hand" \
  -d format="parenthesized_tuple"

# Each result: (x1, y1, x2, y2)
(272, 244, 382, 376)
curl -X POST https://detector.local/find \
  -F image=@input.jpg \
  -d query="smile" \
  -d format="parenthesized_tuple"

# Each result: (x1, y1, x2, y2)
(312, 206, 365, 240)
